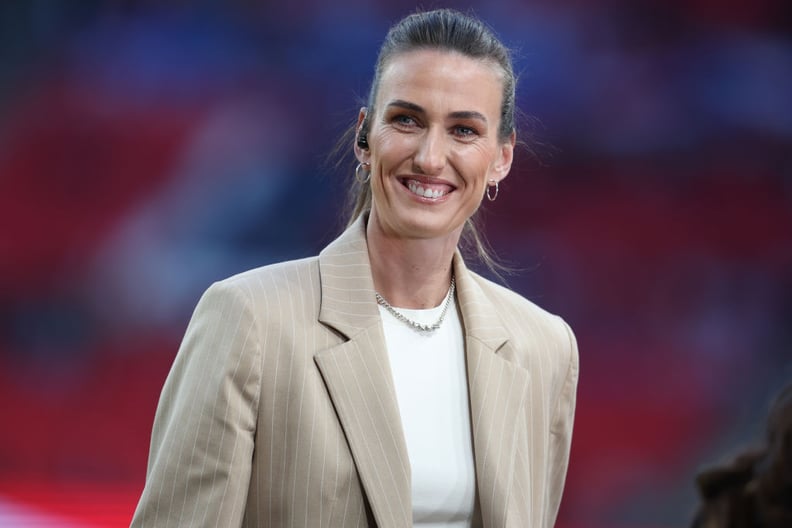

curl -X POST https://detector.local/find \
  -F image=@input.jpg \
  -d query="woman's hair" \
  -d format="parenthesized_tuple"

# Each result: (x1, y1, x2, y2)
(691, 383, 792, 527)
(344, 8, 518, 277)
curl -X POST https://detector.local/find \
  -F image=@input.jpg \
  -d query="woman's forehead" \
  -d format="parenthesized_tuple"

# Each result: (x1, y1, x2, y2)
(375, 49, 504, 116)
(381, 48, 504, 84)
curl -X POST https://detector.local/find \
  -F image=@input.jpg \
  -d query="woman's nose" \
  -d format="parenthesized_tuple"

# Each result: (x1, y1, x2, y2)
(412, 128, 446, 175)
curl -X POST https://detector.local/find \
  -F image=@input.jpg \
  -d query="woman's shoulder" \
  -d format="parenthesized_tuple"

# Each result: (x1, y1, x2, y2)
(467, 271, 576, 358)
(468, 271, 579, 390)
(195, 255, 322, 313)
(470, 272, 569, 328)
(217, 255, 320, 290)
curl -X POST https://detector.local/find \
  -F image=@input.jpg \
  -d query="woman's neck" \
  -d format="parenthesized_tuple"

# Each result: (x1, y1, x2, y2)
(366, 211, 460, 309)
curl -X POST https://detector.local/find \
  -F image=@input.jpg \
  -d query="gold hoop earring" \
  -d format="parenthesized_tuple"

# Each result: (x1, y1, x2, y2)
(355, 162, 371, 184)
(486, 179, 499, 202)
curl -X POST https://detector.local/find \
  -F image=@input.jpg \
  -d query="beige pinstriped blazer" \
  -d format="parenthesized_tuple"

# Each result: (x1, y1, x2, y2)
(131, 216, 578, 528)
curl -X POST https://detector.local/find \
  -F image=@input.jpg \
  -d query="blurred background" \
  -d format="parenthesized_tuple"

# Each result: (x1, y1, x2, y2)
(1, 1, 790, 526)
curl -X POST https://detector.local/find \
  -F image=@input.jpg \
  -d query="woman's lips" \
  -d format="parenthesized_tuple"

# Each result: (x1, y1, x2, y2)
(400, 177, 455, 200)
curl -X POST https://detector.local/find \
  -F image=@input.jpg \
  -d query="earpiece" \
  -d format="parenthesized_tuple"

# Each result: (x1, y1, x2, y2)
(357, 115, 369, 149)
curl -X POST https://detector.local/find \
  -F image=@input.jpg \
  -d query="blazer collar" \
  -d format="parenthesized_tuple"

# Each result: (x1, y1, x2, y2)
(454, 252, 532, 527)
(317, 215, 381, 338)
(452, 251, 509, 350)
(315, 216, 411, 528)
(316, 215, 512, 348)
(315, 216, 530, 528)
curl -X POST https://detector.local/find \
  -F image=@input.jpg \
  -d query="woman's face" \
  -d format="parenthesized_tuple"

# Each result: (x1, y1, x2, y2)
(357, 49, 515, 243)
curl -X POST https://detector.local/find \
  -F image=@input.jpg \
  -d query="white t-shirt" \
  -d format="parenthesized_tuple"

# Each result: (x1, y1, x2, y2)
(378, 293, 476, 528)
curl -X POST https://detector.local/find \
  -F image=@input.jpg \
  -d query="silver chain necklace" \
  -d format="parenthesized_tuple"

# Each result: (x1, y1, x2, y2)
(375, 277, 456, 333)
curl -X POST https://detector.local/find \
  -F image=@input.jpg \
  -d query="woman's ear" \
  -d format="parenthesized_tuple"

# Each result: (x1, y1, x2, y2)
(494, 130, 516, 181)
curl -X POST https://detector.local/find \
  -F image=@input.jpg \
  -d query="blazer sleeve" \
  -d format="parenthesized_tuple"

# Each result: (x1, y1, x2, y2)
(545, 319, 580, 527)
(131, 280, 262, 528)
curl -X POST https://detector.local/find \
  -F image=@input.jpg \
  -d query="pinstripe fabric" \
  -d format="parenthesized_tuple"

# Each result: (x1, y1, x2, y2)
(131, 216, 578, 528)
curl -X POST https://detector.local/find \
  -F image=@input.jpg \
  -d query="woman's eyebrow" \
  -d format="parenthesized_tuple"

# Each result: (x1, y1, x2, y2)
(449, 110, 487, 124)
(386, 100, 488, 124)
(387, 100, 425, 114)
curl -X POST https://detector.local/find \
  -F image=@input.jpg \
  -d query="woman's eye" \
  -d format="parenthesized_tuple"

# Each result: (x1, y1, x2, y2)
(454, 125, 478, 137)
(393, 115, 416, 126)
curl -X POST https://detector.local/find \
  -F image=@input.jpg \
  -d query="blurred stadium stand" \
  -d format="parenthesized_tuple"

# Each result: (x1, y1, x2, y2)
(1, 1, 790, 526)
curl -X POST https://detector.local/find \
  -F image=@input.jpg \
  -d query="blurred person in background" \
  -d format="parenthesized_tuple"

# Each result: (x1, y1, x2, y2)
(131, 8, 578, 528)
(692, 383, 792, 528)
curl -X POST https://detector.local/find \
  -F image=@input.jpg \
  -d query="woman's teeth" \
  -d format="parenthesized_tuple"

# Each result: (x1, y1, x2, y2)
(407, 181, 447, 199)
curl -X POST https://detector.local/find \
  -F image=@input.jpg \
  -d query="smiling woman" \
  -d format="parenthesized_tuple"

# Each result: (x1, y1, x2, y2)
(131, 9, 578, 528)
(359, 49, 514, 273)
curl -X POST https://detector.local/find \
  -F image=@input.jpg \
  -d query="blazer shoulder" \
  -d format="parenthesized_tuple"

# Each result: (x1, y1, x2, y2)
(195, 256, 322, 327)
(468, 271, 577, 369)
(470, 272, 579, 422)
(220, 255, 320, 289)
(470, 272, 570, 333)
(202, 256, 319, 302)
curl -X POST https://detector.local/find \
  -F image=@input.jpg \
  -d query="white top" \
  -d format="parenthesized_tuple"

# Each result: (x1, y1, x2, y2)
(379, 293, 476, 528)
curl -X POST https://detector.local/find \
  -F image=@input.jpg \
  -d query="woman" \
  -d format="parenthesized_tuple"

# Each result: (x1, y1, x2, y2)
(132, 9, 578, 528)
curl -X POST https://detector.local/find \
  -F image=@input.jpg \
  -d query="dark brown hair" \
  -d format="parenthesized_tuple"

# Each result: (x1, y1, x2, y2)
(692, 384, 792, 527)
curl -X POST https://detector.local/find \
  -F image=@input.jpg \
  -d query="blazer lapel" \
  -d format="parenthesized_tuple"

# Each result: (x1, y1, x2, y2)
(454, 255, 532, 528)
(313, 219, 530, 528)
(314, 217, 412, 528)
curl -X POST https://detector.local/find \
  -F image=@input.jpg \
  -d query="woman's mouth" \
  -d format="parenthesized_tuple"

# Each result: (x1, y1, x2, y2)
(403, 178, 453, 200)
